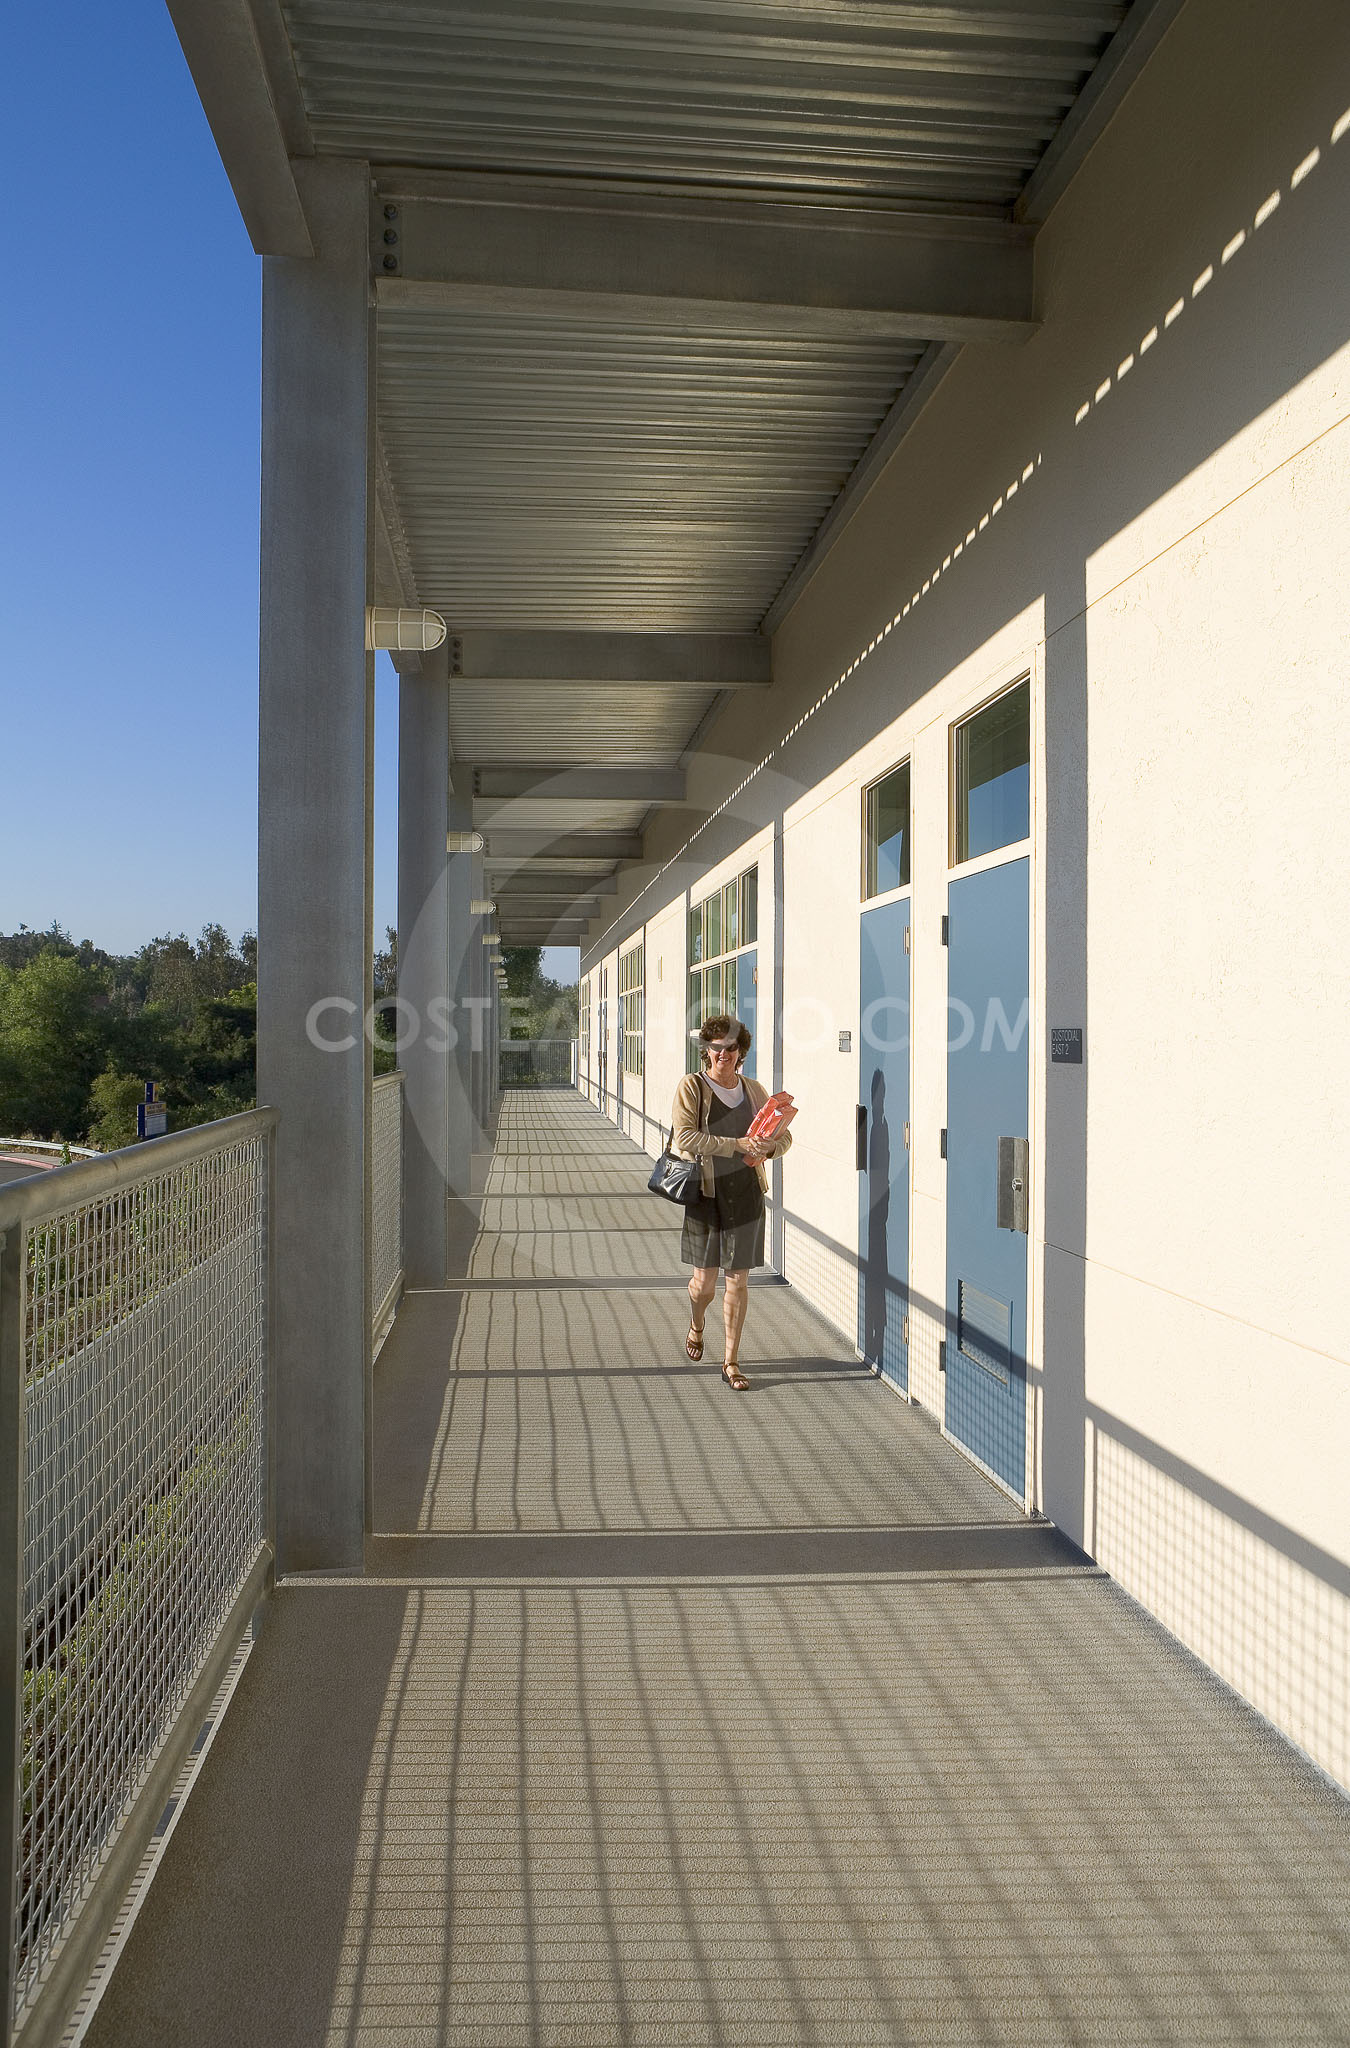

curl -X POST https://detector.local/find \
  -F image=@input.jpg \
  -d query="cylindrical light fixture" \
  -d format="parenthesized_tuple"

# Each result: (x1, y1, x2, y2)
(447, 830, 486, 854)
(365, 605, 447, 652)
(470, 899, 496, 915)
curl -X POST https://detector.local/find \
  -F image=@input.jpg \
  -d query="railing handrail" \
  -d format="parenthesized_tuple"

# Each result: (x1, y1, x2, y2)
(0, 1107, 279, 1236)
(372, 1068, 405, 1092)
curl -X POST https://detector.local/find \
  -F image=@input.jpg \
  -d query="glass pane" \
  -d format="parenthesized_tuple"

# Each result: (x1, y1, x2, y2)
(688, 906, 702, 965)
(741, 867, 758, 944)
(956, 681, 1030, 862)
(723, 881, 738, 950)
(686, 974, 702, 1068)
(705, 964, 723, 1015)
(738, 953, 757, 1081)
(705, 890, 722, 961)
(865, 761, 910, 898)
(724, 960, 737, 1020)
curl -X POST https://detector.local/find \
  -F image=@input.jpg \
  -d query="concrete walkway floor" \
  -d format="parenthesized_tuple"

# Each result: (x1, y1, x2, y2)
(86, 1092, 1350, 2046)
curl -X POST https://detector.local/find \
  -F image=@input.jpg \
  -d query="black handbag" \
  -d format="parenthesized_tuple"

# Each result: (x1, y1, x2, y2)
(647, 1131, 702, 1206)
(647, 1082, 705, 1205)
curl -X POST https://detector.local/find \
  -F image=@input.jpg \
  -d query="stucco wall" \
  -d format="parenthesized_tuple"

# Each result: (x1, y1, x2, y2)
(580, 0, 1350, 1787)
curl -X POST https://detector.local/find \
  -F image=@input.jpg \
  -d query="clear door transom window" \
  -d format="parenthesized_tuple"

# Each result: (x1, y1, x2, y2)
(953, 678, 1030, 864)
(863, 759, 911, 898)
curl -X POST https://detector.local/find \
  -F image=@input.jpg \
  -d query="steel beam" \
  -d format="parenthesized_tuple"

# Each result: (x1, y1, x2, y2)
(166, 0, 313, 256)
(494, 896, 605, 914)
(447, 630, 770, 689)
(376, 177, 1036, 344)
(488, 870, 617, 893)
(484, 832, 642, 861)
(474, 767, 685, 804)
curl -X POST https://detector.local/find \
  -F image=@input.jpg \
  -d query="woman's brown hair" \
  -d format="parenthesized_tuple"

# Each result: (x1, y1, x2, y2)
(697, 1014, 752, 1069)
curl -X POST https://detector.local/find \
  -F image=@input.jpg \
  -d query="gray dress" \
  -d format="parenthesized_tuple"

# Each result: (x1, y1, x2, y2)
(679, 1084, 766, 1272)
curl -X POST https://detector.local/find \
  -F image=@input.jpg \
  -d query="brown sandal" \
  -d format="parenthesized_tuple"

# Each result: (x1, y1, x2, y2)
(685, 1324, 705, 1362)
(722, 1360, 749, 1392)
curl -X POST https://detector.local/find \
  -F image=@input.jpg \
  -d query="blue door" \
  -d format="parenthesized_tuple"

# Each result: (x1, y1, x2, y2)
(945, 858, 1029, 1496)
(858, 899, 910, 1391)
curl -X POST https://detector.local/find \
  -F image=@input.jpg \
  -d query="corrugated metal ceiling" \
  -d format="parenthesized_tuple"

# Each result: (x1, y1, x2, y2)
(378, 302, 925, 632)
(446, 682, 714, 767)
(283, 1, 1126, 210)
(275, 1, 1131, 932)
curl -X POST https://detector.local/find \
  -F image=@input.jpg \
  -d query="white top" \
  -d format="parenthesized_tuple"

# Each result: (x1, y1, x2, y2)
(706, 1076, 745, 1108)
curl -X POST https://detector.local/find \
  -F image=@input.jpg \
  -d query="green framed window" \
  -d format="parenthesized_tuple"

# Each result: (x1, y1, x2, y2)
(684, 864, 759, 1068)
(619, 943, 644, 1076)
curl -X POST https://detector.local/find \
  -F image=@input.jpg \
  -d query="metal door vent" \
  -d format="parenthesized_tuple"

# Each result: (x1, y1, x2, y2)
(957, 1280, 1011, 1385)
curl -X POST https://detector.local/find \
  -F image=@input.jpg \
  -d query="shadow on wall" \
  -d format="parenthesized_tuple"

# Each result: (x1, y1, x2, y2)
(782, 1201, 1350, 1792)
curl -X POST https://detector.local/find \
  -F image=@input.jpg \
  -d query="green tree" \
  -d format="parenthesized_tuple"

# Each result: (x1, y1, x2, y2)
(169, 984, 257, 1128)
(0, 951, 112, 1139)
(499, 947, 578, 1039)
(86, 1067, 146, 1151)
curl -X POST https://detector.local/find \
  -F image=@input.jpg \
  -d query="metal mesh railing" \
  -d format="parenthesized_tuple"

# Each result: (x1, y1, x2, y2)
(499, 1040, 576, 1089)
(371, 1072, 404, 1347)
(1, 1111, 275, 2039)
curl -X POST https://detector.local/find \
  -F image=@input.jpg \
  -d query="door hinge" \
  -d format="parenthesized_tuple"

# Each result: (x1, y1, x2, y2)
(940, 914, 949, 946)
(939, 1127, 947, 1159)
(902, 1315, 910, 1346)
(903, 925, 912, 954)
(903, 1119, 911, 1150)
(939, 1340, 947, 1373)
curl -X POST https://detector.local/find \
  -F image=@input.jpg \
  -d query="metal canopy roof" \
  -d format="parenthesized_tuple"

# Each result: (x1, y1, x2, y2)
(172, 0, 1178, 943)
(282, 0, 1127, 210)
(378, 301, 927, 631)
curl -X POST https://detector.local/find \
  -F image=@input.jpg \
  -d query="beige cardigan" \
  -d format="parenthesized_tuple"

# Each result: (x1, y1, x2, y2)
(671, 1071, 793, 1199)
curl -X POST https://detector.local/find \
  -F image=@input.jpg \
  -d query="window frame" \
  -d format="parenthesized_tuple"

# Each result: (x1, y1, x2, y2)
(619, 942, 644, 1077)
(949, 675, 1033, 871)
(684, 864, 759, 1069)
(861, 756, 913, 903)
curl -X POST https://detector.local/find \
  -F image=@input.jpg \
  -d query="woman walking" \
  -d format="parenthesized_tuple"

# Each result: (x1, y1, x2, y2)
(672, 1015, 792, 1390)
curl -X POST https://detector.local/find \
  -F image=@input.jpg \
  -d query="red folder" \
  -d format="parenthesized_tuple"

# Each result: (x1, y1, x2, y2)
(746, 1092, 796, 1145)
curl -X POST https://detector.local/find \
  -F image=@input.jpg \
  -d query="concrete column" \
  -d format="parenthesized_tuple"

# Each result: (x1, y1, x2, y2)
(397, 643, 452, 1287)
(447, 767, 477, 1232)
(470, 840, 491, 1150)
(257, 158, 372, 1574)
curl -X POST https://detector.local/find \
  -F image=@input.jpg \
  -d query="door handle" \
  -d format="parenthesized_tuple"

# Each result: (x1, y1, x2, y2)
(996, 1136, 1029, 1232)
(856, 1103, 867, 1170)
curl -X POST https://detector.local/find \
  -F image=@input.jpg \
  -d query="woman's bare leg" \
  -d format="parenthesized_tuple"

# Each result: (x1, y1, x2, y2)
(687, 1266, 717, 1357)
(722, 1270, 749, 1366)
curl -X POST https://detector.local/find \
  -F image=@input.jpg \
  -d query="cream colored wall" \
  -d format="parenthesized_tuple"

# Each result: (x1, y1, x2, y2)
(643, 898, 688, 1160)
(579, 0, 1350, 1784)
(578, 970, 596, 1103)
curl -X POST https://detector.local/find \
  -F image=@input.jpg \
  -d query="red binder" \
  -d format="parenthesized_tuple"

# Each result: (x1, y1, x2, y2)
(746, 1091, 796, 1145)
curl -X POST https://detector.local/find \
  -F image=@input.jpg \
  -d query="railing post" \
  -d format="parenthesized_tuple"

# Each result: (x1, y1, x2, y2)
(0, 1224, 24, 2044)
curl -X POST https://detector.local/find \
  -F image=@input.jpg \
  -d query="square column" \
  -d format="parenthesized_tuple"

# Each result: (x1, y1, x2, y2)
(447, 766, 478, 1196)
(258, 158, 372, 1574)
(397, 643, 453, 1286)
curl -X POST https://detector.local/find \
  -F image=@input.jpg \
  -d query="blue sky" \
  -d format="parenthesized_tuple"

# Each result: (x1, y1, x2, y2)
(2, 3, 576, 986)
